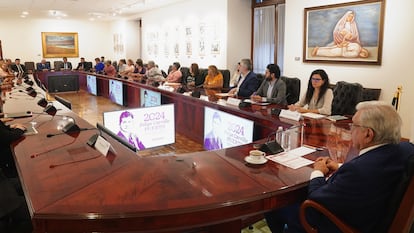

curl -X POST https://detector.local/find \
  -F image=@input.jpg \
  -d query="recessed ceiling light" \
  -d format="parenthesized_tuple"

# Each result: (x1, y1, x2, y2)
(22, 11, 29, 15)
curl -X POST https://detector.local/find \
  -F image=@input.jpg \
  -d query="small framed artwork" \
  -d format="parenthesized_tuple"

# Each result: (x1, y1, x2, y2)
(303, 0, 385, 65)
(41, 32, 79, 58)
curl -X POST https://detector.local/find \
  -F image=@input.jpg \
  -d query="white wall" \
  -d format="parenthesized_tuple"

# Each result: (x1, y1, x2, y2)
(0, 18, 141, 67)
(139, 0, 228, 71)
(227, 0, 253, 73)
(0, 18, 111, 66)
(284, 0, 414, 139)
(138, 0, 251, 74)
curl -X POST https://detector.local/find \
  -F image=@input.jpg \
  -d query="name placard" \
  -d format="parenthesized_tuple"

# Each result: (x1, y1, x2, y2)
(279, 109, 301, 121)
(226, 97, 241, 106)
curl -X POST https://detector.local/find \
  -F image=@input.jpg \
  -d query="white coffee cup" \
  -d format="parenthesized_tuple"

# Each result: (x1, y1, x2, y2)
(249, 150, 266, 160)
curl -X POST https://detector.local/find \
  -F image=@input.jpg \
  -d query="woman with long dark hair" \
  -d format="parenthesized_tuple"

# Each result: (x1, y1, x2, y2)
(288, 69, 333, 115)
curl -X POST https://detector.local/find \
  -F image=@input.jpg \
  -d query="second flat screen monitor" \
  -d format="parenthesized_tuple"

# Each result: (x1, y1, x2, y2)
(87, 74, 97, 95)
(204, 107, 254, 151)
(140, 88, 161, 107)
(109, 79, 124, 106)
(103, 104, 175, 150)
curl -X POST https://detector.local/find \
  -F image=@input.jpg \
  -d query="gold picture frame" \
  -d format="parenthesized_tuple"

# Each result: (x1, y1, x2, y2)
(41, 32, 79, 58)
(303, 0, 385, 65)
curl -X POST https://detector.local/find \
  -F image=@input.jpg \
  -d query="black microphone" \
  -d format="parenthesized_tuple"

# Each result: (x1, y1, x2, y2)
(31, 131, 80, 158)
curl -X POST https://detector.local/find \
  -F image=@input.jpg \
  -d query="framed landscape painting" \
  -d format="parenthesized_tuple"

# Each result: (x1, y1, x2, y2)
(303, 0, 385, 65)
(42, 32, 79, 58)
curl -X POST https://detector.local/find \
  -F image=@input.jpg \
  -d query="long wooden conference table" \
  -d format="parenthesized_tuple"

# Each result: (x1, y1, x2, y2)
(5, 72, 353, 233)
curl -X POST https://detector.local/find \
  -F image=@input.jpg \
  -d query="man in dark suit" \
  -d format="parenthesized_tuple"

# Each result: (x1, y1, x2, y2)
(59, 57, 72, 70)
(36, 59, 51, 71)
(228, 58, 260, 98)
(75, 57, 91, 71)
(264, 101, 414, 233)
(250, 63, 287, 104)
(0, 120, 26, 178)
(11, 58, 27, 74)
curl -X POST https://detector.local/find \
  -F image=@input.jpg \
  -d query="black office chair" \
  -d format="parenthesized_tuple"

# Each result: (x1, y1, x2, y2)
(180, 67, 190, 85)
(361, 88, 381, 101)
(220, 69, 231, 89)
(331, 81, 363, 115)
(54, 61, 63, 71)
(280, 76, 301, 105)
(24, 61, 35, 73)
(54, 95, 72, 110)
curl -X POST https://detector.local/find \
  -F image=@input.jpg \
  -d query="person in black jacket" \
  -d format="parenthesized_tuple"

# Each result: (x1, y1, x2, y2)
(0, 169, 32, 232)
(0, 120, 26, 178)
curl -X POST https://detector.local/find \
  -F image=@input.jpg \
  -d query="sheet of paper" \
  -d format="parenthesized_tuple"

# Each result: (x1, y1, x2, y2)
(301, 112, 325, 119)
(288, 146, 316, 156)
(266, 146, 316, 169)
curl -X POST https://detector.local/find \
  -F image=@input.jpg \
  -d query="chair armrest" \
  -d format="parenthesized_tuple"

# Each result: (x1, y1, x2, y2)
(299, 199, 359, 233)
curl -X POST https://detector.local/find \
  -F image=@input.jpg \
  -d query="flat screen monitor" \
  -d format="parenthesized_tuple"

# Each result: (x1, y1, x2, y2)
(103, 104, 175, 150)
(87, 74, 97, 95)
(109, 79, 125, 106)
(140, 88, 161, 107)
(203, 107, 254, 151)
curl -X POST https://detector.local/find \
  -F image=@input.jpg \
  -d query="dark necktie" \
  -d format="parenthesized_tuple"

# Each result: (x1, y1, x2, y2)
(17, 64, 23, 73)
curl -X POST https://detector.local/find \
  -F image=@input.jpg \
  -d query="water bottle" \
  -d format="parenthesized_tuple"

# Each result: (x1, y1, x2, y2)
(275, 126, 283, 144)
(282, 130, 291, 151)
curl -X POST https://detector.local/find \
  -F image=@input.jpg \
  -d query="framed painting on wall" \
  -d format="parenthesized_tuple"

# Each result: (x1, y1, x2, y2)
(303, 0, 385, 65)
(41, 32, 79, 58)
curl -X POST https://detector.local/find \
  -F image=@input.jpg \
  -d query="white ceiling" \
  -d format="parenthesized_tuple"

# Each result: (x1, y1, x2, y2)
(0, 0, 185, 21)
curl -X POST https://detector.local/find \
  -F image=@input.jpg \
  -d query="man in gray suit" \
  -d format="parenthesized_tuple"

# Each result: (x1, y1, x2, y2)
(250, 64, 287, 105)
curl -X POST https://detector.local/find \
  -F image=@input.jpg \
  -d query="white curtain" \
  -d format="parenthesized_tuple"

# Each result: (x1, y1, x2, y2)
(253, 4, 285, 75)
(253, 6, 275, 74)
(277, 4, 285, 74)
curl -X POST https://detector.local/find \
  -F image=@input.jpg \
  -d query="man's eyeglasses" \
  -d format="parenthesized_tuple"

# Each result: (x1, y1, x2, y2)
(311, 78, 322, 82)
(348, 123, 371, 130)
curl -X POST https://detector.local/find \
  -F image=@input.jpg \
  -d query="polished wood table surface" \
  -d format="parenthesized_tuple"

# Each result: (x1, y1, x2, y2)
(6, 73, 353, 233)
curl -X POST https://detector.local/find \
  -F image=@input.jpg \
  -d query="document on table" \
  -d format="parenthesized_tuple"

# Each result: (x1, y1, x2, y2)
(301, 112, 325, 119)
(266, 146, 315, 169)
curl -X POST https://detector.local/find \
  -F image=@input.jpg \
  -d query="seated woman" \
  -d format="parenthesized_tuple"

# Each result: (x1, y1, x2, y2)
(166, 62, 182, 83)
(129, 59, 146, 82)
(185, 63, 204, 89)
(229, 62, 240, 88)
(119, 59, 135, 77)
(288, 69, 333, 115)
(203, 65, 223, 89)
(103, 60, 116, 77)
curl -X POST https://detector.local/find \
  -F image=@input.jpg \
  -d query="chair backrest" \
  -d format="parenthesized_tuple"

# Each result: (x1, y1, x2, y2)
(54, 95, 72, 110)
(219, 69, 231, 89)
(54, 61, 63, 71)
(331, 81, 363, 115)
(180, 67, 190, 84)
(24, 61, 35, 72)
(361, 88, 381, 101)
(381, 154, 414, 233)
(280, 76, 301, 105)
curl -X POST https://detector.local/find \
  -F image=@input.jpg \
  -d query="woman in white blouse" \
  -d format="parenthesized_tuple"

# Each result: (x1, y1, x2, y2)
(288, 69, 333, 115)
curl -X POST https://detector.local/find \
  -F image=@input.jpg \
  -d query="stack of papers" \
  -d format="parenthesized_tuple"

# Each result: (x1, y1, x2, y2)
(301, 112, 325, 119)
(266, 146, 315, 169)
(326, 115, 348, 122)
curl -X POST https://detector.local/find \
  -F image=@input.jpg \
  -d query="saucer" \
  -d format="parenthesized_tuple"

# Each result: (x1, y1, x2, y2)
(244, 156, 267, 165)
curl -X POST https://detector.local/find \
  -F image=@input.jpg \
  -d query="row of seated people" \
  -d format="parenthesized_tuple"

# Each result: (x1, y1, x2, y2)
(86, 56, 379, 117)
(161, 59, 380, 117)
